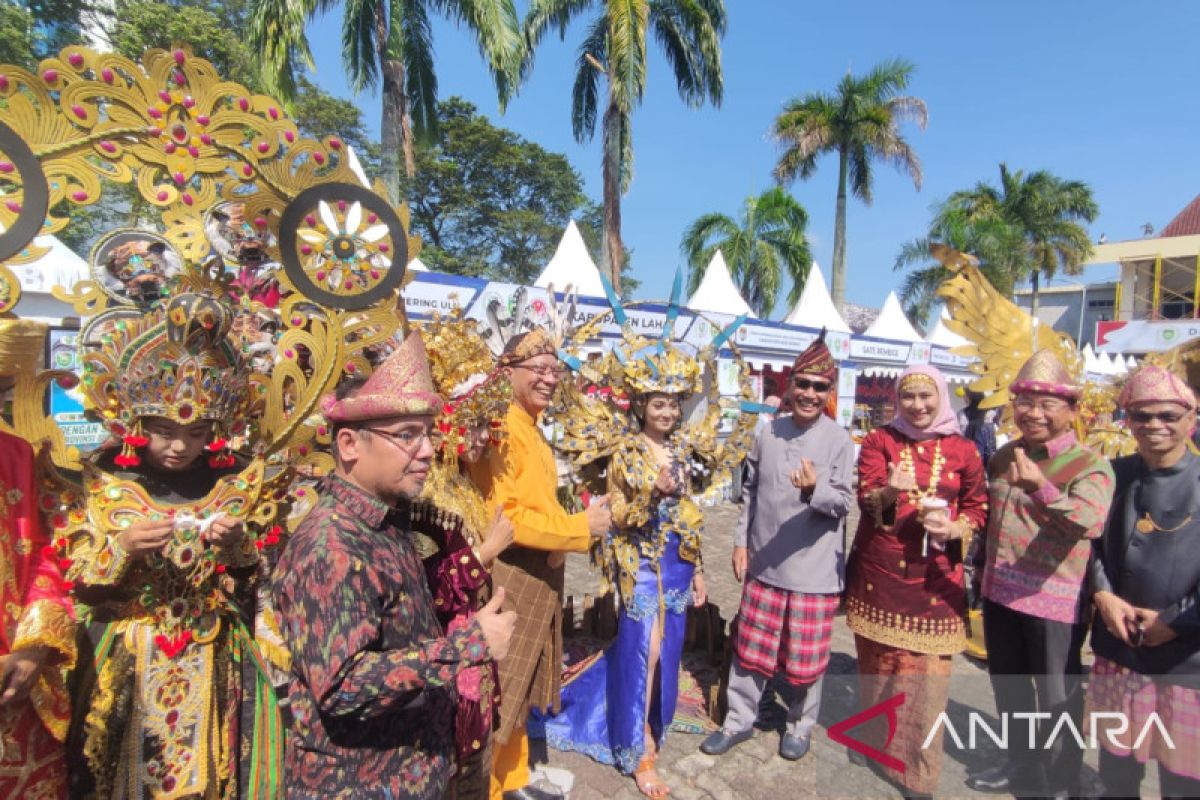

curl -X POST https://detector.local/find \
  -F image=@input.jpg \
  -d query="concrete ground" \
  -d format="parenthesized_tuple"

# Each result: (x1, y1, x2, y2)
(521, 502, 1134, 800)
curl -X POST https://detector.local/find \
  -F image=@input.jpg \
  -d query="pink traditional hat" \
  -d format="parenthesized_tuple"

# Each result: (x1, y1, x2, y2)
(1118, 365, 1197, 411)
(1009, 350, 1081, 400)
(321, 330, 442, 423)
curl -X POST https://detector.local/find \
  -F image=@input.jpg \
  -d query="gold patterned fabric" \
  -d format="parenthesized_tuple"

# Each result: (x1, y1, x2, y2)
(496, 326, 555, 366)
(1118, 364, 1197, 410)
(320, 330, 441, 422)
(1009, 350, 1081, 400)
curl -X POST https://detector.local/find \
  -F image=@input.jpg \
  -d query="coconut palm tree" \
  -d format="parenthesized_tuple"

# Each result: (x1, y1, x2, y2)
(942, 164, 1097, 318)
(681, 187, 811, 318)
(523, 0, 726, 293)
(772, 58, 927, 313)
(249, 0, 523, 203)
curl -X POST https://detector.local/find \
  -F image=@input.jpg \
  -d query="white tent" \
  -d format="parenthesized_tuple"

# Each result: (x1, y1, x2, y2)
(9, 235, 90, 324)
(1082, 344, 1102, 374)
(686, 250, 755, 318)
(407, 256, 429, 272)
(533, 220, 605, 297)
(783, 262, 849, 331)
(862, 291, 923, 342)
(925, 305, 970, 348)
(1126, 355, 1138, 370)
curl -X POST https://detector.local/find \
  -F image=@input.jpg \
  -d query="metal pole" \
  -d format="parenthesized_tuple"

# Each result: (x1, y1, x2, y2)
(1078, 283, 1087, 346)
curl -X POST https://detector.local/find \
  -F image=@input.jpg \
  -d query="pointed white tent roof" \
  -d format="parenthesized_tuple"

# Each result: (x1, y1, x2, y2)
(407, 256, 429, 272)
(1112, 352, 1129, 374)
(686, 250, 756, 318)
(863, 292, 923, 342)
(1126, 355, 1138, 369)
(925, 305, 970, 348)
(1082, 344, 1102, 374)
(783, 262, 849, 331)
(533, 220, 605, 297)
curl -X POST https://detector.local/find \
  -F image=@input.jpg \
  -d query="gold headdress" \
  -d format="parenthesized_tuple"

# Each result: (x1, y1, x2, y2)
(420, 310, 510, 447)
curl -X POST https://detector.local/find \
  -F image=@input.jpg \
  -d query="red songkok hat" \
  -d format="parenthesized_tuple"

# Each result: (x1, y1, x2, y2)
(791, 329, 836, 381)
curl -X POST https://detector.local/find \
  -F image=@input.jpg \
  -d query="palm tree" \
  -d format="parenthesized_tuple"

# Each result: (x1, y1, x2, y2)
(681, 187, 811, 318)
(524, 0, 726, 293)
(941, 164, 1097, 318)
(772, 58, 927, 313)
(250, 0, 523, 204)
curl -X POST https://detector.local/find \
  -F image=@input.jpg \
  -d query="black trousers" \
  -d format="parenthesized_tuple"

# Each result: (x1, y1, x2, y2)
(1099, 749, 1200, 799)
(982, 599, 1088, 794)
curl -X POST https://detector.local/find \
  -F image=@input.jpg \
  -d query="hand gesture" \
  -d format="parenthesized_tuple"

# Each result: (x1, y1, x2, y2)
(0, 645, 49, 706)
(1094, 591, 1141, 647)
(203, 514, 245, 547)
(585, 494, 612, 537)
(692, 573, 708, 607)
(922, 512, 956, 545)
(116, 519, 174, 557)
(1005, 448, 1048, 495)
(886, 462, 917, 494)
(479, 507, 515, 566)
(731, 546, 748, 583)
(654, 465, 679, 496)
(790, 458, 817, 493)
(475, 587, 517, 661)
(1135, 607, 1179, 647)
(546, 551, 565, 569)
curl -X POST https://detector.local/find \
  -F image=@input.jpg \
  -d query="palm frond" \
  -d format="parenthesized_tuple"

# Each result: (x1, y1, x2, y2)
(570, 14, 607, 142)
(396, 0, 438, 139)
(248, 0, 323, 102)
(441, 0, 523, 110)
(342, 0, 384, 92)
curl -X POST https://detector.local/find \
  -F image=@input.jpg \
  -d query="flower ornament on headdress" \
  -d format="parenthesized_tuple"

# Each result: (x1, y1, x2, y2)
(80, 291, 253, 467)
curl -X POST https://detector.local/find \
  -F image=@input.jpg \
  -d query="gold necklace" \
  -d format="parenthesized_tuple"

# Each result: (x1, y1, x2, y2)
(1135, 512, 1193, 534)
(897, 439, 944, 505)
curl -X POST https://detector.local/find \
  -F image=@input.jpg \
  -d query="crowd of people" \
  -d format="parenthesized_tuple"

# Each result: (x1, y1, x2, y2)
(2, 286, 1199, 800)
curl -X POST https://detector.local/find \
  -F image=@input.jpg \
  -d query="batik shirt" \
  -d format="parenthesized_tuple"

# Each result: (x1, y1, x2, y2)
(272, 475, 491, 800)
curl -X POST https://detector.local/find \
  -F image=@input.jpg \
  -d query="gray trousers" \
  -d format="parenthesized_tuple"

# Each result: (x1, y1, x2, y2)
(721, 661, 823, 739)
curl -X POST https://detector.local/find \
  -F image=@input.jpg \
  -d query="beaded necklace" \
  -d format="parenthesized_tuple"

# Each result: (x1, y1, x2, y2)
(897, 438, 944, 504)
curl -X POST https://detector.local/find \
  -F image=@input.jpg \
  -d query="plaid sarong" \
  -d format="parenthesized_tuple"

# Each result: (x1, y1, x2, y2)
(733, 578, 839, 686)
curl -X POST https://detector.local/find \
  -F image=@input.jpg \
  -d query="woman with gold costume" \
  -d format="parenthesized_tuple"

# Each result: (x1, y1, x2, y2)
(411, 313, 515, 800)
(533, 276, 759, 798)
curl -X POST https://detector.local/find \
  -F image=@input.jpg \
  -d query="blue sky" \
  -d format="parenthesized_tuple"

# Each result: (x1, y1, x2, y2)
(304, 1, 1198, 317)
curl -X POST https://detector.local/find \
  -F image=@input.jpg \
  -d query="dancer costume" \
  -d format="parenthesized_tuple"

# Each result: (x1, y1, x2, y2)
(532, 277, 759, 773)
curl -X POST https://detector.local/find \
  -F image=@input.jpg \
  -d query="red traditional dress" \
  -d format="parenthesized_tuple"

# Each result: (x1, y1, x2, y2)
(845, 367, 988, 796)
(0, 431, 75, 799)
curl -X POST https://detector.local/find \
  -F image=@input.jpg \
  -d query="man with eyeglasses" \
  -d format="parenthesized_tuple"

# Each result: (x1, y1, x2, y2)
(967, 350, 1115, 797)
(468, 327, 611, 799)
(702, 332, 854, 762)
(272, 331, 517, 800)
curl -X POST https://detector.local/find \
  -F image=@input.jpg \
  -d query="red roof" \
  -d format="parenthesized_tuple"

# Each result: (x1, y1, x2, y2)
(1160, 194, 1200, 237)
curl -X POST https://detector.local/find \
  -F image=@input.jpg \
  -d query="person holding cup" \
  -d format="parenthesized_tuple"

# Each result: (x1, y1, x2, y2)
(845, 365, 989, 799)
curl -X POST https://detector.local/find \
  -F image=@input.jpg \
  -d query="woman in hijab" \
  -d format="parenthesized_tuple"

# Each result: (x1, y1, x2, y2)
(844, 365, 990, 799)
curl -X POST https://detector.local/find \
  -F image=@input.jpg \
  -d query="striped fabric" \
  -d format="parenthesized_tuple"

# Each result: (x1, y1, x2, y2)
(733, 578, 839, 685)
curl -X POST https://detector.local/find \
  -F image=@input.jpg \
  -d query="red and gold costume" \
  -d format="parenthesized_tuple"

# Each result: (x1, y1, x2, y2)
(845, 365, 988, 796)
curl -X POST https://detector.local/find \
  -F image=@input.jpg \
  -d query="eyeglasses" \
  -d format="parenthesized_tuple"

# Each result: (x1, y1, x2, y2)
(362, 427, 438, 451)
(1013, 398, 1070, 414)
(513, 364, 566, 379)
(793, 378, 831, 393)
(1129, 410, 1188, 425)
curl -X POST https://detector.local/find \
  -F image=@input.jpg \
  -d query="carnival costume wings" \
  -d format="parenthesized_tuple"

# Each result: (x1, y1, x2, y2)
(932, 244, 1136, 457)
(552, 270, 769, 599)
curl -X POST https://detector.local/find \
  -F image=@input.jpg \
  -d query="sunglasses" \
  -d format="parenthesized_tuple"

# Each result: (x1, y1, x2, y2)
(793, 378, 831, 393)
(1129, 410, 1188, 425)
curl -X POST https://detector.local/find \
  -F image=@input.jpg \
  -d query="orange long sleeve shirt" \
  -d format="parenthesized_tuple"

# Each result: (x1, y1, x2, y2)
(469, 403, 591, 552)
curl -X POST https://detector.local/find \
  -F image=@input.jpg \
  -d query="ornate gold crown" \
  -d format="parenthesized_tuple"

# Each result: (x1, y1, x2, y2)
(620, 340, 703, 398)
(419, 310, 510, 455)
(83, 292, 252, 437)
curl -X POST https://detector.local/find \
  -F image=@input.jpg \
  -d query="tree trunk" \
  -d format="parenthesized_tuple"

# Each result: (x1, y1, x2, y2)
(1030, 269, 1041, 338)
(376, 9, 413, 206)
(830, 146, 849, 313)
(600, 93, 624, 295)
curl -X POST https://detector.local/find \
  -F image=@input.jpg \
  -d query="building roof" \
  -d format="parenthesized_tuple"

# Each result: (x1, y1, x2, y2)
(1160, 194, 1200, 238)
(533, 219, 605, 297)
(862, 292, 924, 342)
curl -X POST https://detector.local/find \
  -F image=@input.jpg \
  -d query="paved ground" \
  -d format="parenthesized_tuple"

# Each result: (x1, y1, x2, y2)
(525, 502, 1130, 800)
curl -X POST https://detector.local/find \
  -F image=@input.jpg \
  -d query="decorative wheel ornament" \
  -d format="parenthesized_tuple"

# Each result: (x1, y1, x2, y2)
(0, 119, 50, 263)
(278, 182, 407, 311)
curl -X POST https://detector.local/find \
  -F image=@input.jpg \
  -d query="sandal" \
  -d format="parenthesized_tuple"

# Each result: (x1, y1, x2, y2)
(634, 754, 672, 798)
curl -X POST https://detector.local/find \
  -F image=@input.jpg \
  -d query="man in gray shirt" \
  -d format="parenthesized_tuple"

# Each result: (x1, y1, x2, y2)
(701, 333, 855, 761)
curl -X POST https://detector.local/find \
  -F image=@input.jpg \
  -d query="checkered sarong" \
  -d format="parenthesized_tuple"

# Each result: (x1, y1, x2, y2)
(733, 578, 839, 686)
(1087, 656, 1200, 780)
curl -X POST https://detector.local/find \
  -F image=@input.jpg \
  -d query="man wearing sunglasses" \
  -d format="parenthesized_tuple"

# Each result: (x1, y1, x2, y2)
(273, 332, 517, 800)
(968, 351, 1114, 797)
(703, 332, 854, 762)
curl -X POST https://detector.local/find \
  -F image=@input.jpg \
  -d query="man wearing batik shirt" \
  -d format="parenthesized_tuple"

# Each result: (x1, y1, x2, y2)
(967, 350, 1115, 797)
(272, 331, 516, 800)
(701, 333, 855, 762)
